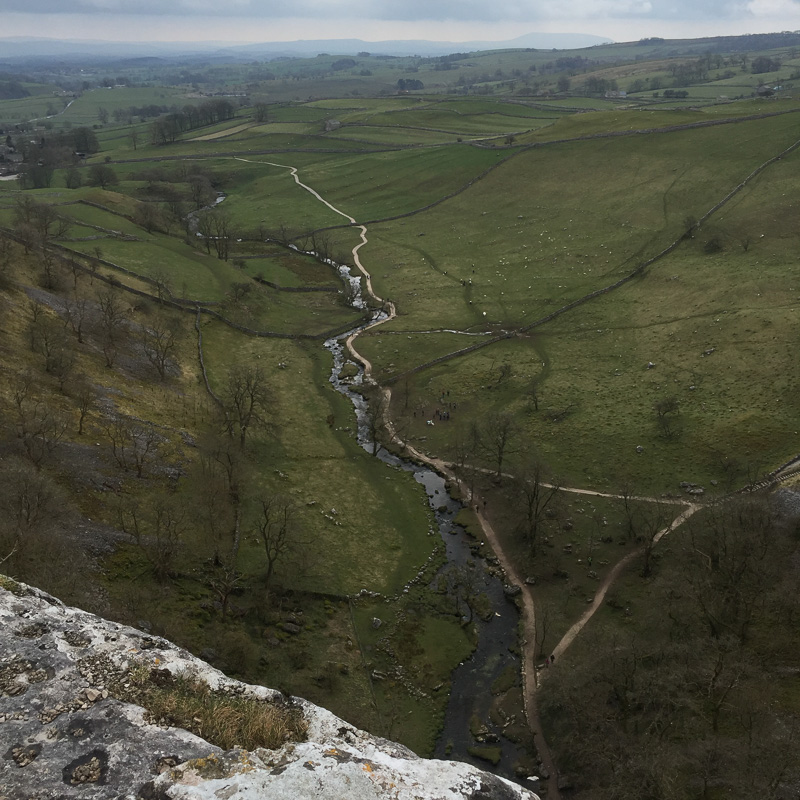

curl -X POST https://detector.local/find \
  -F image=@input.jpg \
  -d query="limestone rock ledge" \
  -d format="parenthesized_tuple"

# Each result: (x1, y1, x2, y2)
(0, 579, 540, 800)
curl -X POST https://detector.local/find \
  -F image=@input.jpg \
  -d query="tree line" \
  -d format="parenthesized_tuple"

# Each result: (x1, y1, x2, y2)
(149, 99, 238, 145)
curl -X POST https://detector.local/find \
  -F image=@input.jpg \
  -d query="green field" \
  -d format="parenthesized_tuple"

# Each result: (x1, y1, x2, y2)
(2, 35, 799, 789)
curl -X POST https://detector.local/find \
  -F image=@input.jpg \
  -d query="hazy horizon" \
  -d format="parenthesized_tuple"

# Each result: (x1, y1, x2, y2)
(3, 1, 800, 47)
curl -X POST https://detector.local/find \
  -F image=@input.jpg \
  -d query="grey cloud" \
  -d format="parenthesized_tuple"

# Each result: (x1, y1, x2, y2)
(0, 0, 754, 21)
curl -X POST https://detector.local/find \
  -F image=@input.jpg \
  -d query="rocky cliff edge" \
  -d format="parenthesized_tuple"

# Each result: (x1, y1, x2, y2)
(0, 578, 540, 800)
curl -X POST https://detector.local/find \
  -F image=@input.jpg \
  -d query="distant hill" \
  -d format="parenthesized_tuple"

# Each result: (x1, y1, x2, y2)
(3, 30, 800, 69)
(220, 32, 613, 58)
(0, 32, 612, 65)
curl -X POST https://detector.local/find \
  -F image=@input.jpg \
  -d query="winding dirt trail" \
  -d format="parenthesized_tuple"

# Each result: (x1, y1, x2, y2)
(233, 157, 397, 347)
(237, 155, 704, 798)
(550, 502, 699, 661)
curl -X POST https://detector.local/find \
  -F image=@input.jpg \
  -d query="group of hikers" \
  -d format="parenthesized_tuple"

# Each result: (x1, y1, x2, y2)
(416, 389, 458, 426)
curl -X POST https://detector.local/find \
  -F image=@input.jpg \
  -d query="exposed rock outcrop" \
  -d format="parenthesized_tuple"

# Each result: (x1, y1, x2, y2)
(0, 578, 540, 800)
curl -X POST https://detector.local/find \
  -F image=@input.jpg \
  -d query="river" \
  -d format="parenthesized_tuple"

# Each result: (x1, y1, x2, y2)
(324, 278, 530, 784)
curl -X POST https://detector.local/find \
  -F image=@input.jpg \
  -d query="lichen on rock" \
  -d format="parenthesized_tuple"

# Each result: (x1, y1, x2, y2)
(0, 578, 540, 799)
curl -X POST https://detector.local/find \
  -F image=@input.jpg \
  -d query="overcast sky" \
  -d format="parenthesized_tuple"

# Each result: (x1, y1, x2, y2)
(3, 0, 800, 44)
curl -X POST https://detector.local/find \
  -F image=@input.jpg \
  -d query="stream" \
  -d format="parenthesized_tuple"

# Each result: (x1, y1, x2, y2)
(324, 269, 529, 784)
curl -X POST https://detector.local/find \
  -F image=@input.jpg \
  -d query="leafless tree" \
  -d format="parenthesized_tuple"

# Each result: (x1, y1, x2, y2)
(514, 457, 560, 556)
(535, 599, 554, 660)
(69, 376, 96, 436)
(365, 388, 389, 455)
(141, 314, 180, 380)
(222, 365, 270, 448)
(196, 209, 235, 260)
(29, 307, 58, 363)
(96, 287, 125, 367)
(188, 174, 214, 210)
(619, 478, 638, 540)
(254, 495, 295, 599)
(37, 247, 63, 290)
(14, 220, 40, 255)
(210, 210, 235, 261)
(228, 281, 252, 306)
(437, 560, 484, 623)
(208, 564, 243, 620)
(14, 196, 69, 243)
(134, 201, 164, 234)
(49, 343, 76, 392)
(448, 422, 483, 501)
(27, 299, 45, 351)
(15, 395, 68, 468)
(118, 494, 186, 582)
(526, 376, 541, 412)
(63, 295, 88, 343)
(684, 497, 775, 643)
(104, 417, 161, 478)
(480, 411, 517, 481)
(0, 457, 64, 570)
(0, 231, 13, 274)
(654, 396, 680, 439)
(634, 502, 672, 579)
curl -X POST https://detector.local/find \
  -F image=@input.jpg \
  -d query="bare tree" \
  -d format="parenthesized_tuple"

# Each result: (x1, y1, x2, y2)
(49, 343, 76, 393)
(535, 599, 554, 660)
(96, 287, 125, 367)
(188, 174, 214, 210)
(526, 376, 541, 412)
(141, 314, 180, 380)
(104, 417, 161, 477)
(228, 281, 252, 306)
(222, 365, 270, 448)
(14, 196, 69, 243)
(196, 209, 235, 260)
(480, 411, 517, 481)
(87, 164, 118, 189)
(684, 497, 775, 643)
(14, 220, 40, 255)
(69, 376, 96, 436)
(192, 466, 237, 565)
(37, 247, 62, 290)
(208, 564, 243, 620)
(26, 299, 45, 352)
(365, 388, 389, 456)
(654, 396, 680, 439)
(619, 478, 638, 541)
(31, 314, 74, 387)
(0, 457, 64, 571)
(151, 267, 173, 303)
(0, 231, 13, 275)
(15, 396, 68, 468)
(28, 304, 54, 357)
(254, 495, 295, 599)
(438, 560, 484, 623)
(210, 210, 235, 261)
(118, 494, 186, 582)
(64, 295, 89, 343)
(448, 422, 483, 501)
(190, 433, 251, 619)
(514, 457, 560, 556)
(634, 502, 671, 579)
(134, 201, 164, 234)
(196, 211, 213, 254)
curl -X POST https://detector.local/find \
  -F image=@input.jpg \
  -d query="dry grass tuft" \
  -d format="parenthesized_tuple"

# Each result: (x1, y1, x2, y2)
(138, 671, 308, 751)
